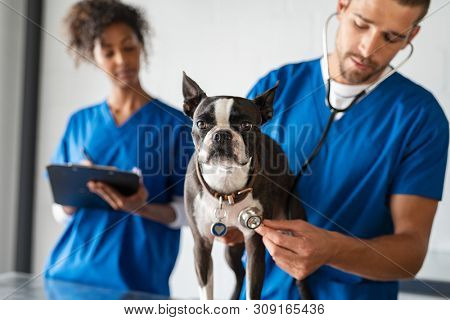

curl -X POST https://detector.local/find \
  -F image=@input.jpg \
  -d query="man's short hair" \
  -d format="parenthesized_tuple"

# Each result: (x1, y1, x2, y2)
(394, 0, 431, 23)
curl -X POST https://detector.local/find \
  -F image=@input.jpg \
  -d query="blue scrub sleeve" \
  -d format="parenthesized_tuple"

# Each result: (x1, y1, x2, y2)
(390, 103, 449, 201)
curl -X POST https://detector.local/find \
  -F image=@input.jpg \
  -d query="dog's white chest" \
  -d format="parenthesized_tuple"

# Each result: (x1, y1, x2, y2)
(193, 191, 263, 238)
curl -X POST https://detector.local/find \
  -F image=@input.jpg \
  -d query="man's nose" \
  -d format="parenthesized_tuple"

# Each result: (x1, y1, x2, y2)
(358, 30, 381, 59)
(213, 130, 232, 144)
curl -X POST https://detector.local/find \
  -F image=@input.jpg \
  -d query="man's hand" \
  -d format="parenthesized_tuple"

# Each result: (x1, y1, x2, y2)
(87, 180, 149, 212)
(255, 219, 337, 280)
(257, 195, 438, 282)
(215, 227, 245, 246)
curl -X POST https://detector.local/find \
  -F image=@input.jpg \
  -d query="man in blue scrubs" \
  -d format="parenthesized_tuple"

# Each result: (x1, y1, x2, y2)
(235, 0, 449, 299)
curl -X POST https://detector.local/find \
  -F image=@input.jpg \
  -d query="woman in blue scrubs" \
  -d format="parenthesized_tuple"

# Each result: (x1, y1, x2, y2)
(45, 0, 193, 296)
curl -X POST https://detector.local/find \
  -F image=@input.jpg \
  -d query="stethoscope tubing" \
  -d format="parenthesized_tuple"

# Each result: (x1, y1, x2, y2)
(290, 12, 414, 198)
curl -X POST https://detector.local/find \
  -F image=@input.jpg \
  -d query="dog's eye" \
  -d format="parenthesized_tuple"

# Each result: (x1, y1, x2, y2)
(197, 120, 207, 130)
(240, 121, 253, 131)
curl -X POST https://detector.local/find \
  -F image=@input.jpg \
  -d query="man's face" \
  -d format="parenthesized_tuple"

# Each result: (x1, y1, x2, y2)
(335, 0, 422, 84)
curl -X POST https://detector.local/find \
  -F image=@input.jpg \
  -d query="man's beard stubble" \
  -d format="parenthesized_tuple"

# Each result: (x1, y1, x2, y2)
(337, 51, 387, 84)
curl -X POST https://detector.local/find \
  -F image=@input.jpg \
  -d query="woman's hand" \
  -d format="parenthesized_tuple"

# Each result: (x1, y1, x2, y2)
(52, 204, 77, 224)
(87, 180, 149, 212)
(79, 159, 93, 166)
(62, 206, 77, 215)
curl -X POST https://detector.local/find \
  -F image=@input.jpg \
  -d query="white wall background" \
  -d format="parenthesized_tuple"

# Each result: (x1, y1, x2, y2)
(31, 0, 450, 299)
(0, 0, 25, 273)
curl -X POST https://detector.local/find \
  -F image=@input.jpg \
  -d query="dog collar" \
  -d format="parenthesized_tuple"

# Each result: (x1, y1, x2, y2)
(195, 156, 258, 205)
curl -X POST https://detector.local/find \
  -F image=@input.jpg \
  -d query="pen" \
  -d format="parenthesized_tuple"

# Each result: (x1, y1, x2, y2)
(82, 147, 117, 170)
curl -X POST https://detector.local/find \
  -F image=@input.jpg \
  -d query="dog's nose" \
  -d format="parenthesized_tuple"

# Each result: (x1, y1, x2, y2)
(213, 130, 232, 143)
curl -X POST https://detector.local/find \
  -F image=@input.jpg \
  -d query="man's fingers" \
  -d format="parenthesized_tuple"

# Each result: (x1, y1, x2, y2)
(262, 226, 302, 254)
(257, 224, 304, 254)
(263, 219, 310, 234)
(255, 224, 270, 236)
(263, 235, 295, 265)
(262, 236, 305, 280)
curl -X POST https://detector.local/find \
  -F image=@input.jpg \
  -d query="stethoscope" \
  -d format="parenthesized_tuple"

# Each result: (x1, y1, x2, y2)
(293, 12, 414, 182)
(290, 12, 414, 195)
(226, 13, 415, 230)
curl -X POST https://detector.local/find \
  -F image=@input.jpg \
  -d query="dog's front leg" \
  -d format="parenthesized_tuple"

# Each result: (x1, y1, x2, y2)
(245, 232, 265, 300)
(225, 242, 245, 300)
(194, 236, 214, 300)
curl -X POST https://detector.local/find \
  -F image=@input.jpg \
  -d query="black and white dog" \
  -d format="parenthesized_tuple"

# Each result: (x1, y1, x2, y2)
(182, 73, 310, 300)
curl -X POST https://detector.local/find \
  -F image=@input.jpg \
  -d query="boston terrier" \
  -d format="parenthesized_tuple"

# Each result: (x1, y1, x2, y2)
(182, 73, 311, 300)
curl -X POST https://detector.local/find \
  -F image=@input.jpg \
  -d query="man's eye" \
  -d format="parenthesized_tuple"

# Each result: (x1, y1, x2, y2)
(353, 19, 367, 29)
(197, 121, 207, 130)
(240, 121, 253, 131)
(105, 51, 114, 58)
(383, 33, 403, 43)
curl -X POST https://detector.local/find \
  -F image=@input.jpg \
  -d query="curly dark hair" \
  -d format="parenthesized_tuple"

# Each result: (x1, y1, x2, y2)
(63, 0, 150, 65)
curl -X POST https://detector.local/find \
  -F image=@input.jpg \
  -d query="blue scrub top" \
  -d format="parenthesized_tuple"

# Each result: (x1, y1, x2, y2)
(240, 58, 449, 300)
(45, 98, 194, 296)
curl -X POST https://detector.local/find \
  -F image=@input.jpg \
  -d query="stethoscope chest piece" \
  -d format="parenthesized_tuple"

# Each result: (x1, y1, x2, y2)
(238, 207, 263, 230)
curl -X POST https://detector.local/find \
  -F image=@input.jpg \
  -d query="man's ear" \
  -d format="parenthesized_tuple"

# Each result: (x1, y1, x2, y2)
(182, 72, 207, 118)
(336, 0, 351, 20)
(403, 25, 420, 49)
(253, 82, 278, 124)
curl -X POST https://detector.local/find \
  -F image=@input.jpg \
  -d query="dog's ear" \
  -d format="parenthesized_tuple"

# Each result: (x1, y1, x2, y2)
(182, 72, 207, 118)
(253, 82, 278, 123)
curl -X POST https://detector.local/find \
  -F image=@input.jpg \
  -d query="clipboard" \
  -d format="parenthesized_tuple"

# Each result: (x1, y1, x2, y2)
(46, 164, 140, 210)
